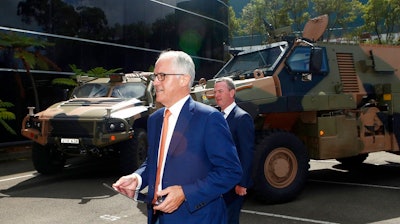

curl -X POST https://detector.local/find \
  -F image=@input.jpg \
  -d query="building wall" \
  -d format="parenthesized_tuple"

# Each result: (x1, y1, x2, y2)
(0, 0, 229, 142)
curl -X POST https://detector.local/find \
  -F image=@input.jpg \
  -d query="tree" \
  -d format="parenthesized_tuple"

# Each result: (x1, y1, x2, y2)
(283, 0, 310, 33)
(312, 0, 362, 41)
(228, 6, 240, 39)
(239, 0, 265, 36)
(68, 64, 122, 78)
(264, 0, 291, 29)
(0, 100, 16, 135)
(51, 64, 122, 98)
(76, 6, 109, 40)
(236, 0, 301, 39)
(0, 32, 60, 111)
(17, 0, 79, 35)
(362, 0, 400, 44)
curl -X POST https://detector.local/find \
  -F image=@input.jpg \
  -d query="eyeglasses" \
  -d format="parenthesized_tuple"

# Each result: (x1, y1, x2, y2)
(150, 73, 184, 81)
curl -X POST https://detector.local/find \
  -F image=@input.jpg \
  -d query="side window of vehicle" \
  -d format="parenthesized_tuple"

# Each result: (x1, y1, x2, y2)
(286, 46, 329, 74)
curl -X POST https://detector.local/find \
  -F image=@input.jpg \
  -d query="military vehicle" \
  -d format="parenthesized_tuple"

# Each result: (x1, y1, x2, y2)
(191, 15, 400, 204)
(21, 72, 156, 175)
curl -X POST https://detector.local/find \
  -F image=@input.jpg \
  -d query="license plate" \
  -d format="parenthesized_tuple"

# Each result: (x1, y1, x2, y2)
(61, 138, 79, 144)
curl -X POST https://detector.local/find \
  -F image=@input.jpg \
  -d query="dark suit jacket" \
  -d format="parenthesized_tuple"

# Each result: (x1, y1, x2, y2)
(136, 97, 243, 224)
(223, 105, 255, 204)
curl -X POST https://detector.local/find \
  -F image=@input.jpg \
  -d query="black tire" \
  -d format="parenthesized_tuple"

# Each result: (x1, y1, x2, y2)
(337, 154, 368, 167)
(253, 131, 310, 204)
(118, 128, 148, 175)
(32, 142, 65, 175)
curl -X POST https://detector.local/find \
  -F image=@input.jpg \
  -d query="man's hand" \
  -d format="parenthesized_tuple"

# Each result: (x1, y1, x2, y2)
(235, 185, 247, 196)
(112, 174, 138, 198)
(153, 185, 185, 213)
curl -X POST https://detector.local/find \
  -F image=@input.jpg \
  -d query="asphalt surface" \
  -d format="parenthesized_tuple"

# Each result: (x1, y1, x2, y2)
(0, 142, 31, 162)
(2, 142, 400, 223)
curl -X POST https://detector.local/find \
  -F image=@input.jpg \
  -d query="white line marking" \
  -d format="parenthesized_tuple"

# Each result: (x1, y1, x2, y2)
(0, 173, 36, 182)
(100, 215, 121, 221)
(241, 209, 339, 224)
(309, 179, 400, 190)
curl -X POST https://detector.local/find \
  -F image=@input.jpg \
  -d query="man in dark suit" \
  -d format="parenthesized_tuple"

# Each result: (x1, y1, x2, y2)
(112, 51, 242, 224)
(214, 77, 255, 224)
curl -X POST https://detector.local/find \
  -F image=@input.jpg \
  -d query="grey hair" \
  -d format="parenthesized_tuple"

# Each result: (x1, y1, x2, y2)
(157, 50, 195, 87)
(215, 77, 236, 91)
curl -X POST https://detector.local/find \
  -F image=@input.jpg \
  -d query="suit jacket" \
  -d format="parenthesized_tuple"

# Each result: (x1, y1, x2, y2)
(223, 105, 255, 204)
(135, 97, 243, 224)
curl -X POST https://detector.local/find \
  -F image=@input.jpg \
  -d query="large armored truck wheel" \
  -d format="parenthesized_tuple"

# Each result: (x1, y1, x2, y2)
(253, 131, 309, 204)
(118, 128, 148, 175)
(32, 142, 65, 175)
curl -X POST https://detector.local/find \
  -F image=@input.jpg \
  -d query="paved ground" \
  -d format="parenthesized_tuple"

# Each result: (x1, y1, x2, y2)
(0, 142, 31, 162)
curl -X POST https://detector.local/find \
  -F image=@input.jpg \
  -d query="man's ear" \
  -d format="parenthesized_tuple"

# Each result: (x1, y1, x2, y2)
(229, 89, 235, 98)
(180, 75, 190, 87)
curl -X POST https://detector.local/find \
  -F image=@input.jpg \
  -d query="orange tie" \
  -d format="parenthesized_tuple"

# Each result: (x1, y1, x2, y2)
(153, 109, 171, 204)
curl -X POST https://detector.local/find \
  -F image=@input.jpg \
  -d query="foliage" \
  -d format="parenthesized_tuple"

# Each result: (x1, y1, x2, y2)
(86, 67, 122, 78)
(0, 100, 16, 135)
(0, 32, 57, 70)
(18, 0, 110, 40)
(362, 0, 400, 44)
(238, 0, 301, 37)
(232, 0, 399, 45)
(51, 78, 78, 87)
(0, 32, 60, 111)
(69, 64, 122, 78)
(239, 0, 267, 36)
(283, 0, 310, 32)
(0, 32, 52, 49)
(313, 0, 362, 41)
(51, 65, 122, 90)
(228, 6, 240, 39)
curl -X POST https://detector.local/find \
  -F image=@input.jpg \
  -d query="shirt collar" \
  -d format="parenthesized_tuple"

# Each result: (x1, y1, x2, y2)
(222, 102, 236, 118)
(166, 95, 190, 117)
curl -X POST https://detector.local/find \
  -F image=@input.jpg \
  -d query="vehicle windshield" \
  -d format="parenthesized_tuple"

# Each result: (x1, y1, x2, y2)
(72, 83, 146, 99)
(110, 83, 146, 98)
(215, 44, 286, 78)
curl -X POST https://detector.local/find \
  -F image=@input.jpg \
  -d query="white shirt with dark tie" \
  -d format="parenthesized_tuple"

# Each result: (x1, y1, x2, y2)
(221, 102, 236, 119)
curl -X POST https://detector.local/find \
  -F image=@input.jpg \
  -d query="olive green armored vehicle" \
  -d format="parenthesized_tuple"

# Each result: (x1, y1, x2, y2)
(21, 72, 156, 175)
(191, 15, 400, 204)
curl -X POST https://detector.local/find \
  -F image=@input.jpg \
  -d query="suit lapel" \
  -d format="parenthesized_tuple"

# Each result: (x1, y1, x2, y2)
(167, 98, 194, 155)
(226, 105, 237, 122)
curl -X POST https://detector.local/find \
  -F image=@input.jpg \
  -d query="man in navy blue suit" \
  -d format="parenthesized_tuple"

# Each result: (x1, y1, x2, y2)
(113, 51, 242, 224)
(214, 77, 255, 224)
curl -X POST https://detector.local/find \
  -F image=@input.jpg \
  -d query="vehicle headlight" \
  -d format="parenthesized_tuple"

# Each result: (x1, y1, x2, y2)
(25, 119, 42, 130)
(105, 119, 127, 132)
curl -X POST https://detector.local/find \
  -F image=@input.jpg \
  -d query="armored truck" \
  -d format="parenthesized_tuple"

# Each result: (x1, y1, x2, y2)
(191, 15, 400, 204)
(21, 72, 156, 175)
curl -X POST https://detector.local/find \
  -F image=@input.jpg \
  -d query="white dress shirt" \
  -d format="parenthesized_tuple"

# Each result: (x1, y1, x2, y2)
(132, 95, 190, 197)
(156, 95, 189, 191)
(222, 102, 236, 119)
